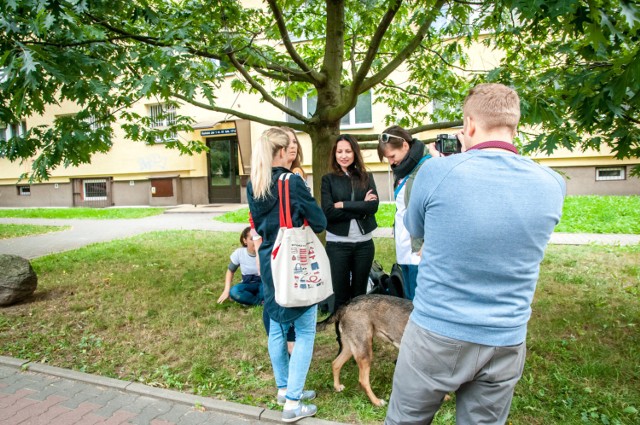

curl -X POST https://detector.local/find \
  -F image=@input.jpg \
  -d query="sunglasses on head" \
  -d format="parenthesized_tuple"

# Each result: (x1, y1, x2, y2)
(378, 133, 406, 143)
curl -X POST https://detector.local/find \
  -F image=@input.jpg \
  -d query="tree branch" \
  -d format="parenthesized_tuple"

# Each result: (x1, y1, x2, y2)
(379, 81, 431, 100)
(351, 0, 404, 98)
(322, 0, 346, 92)
(266, 0, 322, 84)
(253, 67, 311, 83)
(225, 51, 308, 122)
(173, 94, 303, 129)
(354, 120, 464, 147)
(410, 120, 463, 133)
(84, 12, 169, 46)
(87, 11, 314, 83)
(359, 0, 447, 94)
(23, 36, 133, 48)
(623, 113, 640, 125)
(423, 45, 488, 74)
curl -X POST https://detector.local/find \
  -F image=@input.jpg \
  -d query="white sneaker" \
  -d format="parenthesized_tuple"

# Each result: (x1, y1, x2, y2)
(282, 402, 317, 423)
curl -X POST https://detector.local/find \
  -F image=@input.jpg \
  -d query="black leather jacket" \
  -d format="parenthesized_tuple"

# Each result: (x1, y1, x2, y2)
(321, 172, 379, 237)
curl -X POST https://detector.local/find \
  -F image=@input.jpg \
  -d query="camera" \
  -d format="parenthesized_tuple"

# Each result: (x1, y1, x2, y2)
(435, 134, 462, 155)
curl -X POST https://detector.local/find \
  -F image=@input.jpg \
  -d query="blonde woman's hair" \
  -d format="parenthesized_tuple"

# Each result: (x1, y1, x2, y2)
(463, 83, 521, 132)
(250, 128, 290, 199)
(280, 126, 306, 178)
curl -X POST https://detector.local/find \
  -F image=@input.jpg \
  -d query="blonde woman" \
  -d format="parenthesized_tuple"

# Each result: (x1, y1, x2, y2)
(248, 127, 326, 422)
(280, 127, 306, 179)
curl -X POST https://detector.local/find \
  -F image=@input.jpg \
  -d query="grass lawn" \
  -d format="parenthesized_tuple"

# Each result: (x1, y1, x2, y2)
(0, 231, 637, 424)
(0, 224, 71, 239)
(0, 207, 165, 219)
(215, 196, 640, 234)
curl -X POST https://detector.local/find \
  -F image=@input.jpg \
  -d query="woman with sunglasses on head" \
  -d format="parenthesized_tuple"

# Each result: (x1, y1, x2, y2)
(248, 127, 326, 422)
(377, 125, 432, 301)
(321, 134, 379, 313)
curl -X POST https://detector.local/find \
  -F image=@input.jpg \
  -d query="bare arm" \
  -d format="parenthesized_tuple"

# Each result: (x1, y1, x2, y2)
(217, 269, 235, 304)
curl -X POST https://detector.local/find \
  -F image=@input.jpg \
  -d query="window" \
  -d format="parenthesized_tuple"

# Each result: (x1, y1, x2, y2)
(148, 104, 176, 128)
(148, 103, 177, 141)
(596, 167, 625, 181)
(1, 120, 26, 140)
(341, 91, 373, 129)
(83, 179, 107, 200)
(210, 58, 234, 75)
(286, 91, 373, 129)
(286, 96, 311, 125)
(17, 186, 31, 196)
(10, 121, 27, 138)
(87, 115, 108, 131)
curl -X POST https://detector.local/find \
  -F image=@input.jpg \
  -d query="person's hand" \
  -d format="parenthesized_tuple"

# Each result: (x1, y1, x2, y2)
(217, 290, 230, 304)
(456, 130, 466, 152)
(334, 202, 344, 209)
(364, 190, 378, 202)
(427, 142, 441, 158)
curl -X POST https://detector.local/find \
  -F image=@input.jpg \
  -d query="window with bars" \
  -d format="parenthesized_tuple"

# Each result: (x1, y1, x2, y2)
(148, 104, 177, 128)
(1, 120, 26, 140)
(148, 104, 177, 141)
(83, 179, 108, 200)
(87, 115, 108, 131)
(596, 167, 625, 181)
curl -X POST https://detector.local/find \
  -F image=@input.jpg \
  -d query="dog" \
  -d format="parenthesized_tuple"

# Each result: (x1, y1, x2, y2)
(317, 294, 413, 407)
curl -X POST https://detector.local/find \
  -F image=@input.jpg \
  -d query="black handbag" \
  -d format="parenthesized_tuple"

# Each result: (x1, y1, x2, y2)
(368, 260, 404, 298)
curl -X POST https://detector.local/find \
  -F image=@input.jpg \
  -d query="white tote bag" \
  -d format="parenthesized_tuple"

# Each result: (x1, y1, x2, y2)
(271, 174, 333, 307)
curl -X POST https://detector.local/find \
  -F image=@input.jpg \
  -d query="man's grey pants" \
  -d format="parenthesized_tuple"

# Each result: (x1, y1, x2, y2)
(385, 320, 526, 425)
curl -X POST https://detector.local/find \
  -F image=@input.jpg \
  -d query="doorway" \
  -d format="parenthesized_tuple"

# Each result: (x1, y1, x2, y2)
(206, 137, 241, 203)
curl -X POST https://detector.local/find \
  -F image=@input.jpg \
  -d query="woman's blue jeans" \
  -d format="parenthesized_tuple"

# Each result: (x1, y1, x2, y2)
(229, 283, 263, 306)
(268, 305, 317, 401)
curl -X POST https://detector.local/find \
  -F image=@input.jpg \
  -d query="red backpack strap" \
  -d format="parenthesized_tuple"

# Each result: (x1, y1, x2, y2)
(283, 174, 293, 229)
(278, 173, 294, 229)
(278, 174, 286, 228)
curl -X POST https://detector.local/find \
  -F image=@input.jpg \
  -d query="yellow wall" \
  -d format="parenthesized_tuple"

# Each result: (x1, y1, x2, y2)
(0, 33, 634, 186)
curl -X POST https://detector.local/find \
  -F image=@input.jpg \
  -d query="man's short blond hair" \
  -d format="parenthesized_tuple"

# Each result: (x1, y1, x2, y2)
(463, 83, 521, 132)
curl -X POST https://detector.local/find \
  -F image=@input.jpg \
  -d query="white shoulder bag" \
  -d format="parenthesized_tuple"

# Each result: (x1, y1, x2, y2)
(271, 174, 333, 307)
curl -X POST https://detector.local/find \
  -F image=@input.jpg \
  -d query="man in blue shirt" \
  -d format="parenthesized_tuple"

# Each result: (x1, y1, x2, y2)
(385, 83, 566, 425)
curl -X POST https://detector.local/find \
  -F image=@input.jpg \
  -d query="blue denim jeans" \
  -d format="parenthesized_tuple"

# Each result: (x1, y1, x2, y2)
(263, 307, 296, 342)
(229, 283, 263, 306)
(400, 264, 419, 301)
(268, 305, 317, 401)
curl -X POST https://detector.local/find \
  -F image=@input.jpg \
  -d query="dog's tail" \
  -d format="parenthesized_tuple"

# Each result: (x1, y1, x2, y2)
(315, 305, 347, 331)
(316, 305, 348, 355)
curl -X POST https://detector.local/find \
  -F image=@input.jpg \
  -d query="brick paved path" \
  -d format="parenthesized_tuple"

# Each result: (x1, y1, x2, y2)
(0, 359, 335, 425)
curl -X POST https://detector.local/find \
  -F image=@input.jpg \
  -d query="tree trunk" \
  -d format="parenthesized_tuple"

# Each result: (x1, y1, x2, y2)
(308, 122, 341, 202)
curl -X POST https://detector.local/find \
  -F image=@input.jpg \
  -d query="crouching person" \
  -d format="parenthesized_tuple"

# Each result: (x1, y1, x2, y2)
(217, 226, 263, 306)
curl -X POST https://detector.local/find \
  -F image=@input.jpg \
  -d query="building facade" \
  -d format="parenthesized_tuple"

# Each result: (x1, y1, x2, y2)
(1, 48, 638, 207)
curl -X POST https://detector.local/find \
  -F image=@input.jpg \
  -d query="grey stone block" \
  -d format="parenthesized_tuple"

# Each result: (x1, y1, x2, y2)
(27, 363, 131, 390)
(0, 356, 29, 368)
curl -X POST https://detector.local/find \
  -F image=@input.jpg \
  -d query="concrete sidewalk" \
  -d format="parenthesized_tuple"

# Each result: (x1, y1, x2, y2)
(1, 204, 638, 260)
(0, 205, 249, 259)
(0, 356, 338, 425)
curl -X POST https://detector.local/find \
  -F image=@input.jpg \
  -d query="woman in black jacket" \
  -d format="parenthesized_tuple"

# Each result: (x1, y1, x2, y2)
(321, 134, 379, 313)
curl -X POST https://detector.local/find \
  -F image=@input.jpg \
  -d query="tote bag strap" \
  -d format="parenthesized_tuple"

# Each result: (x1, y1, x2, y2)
(278, 173, 309, 229)
(278, 174, 294, 229)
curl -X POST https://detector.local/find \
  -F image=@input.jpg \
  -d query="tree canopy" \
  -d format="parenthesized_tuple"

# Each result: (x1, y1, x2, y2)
(1, 0, 638, 192)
